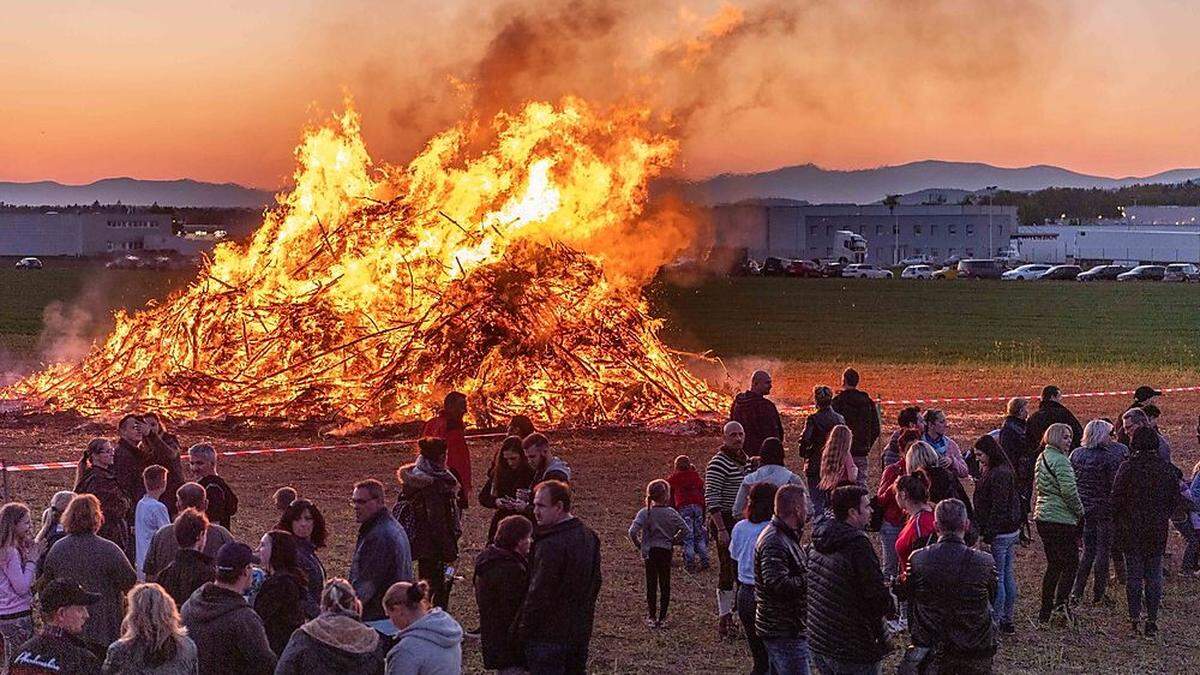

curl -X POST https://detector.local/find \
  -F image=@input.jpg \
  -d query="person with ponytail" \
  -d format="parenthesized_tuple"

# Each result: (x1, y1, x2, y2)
(383, 580, 463, 675)
(395, 438, 462, 611)
(0, 503, 37, 659)
(35, 491, 74, 572)
(73, 438, 131, 552)
(275, 578, 385, 674)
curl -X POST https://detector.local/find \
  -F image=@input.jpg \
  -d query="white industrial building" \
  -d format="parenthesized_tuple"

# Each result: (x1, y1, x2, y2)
(0, 210, 221, 257)
(1014, 206, 1200, 264)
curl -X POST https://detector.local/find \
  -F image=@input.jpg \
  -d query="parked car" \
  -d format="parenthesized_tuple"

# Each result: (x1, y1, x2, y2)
(820, 262, 846, 278)
(1117, 265, 1167, 282)
(1038, 264, 1082, 280)
(105, 255, 144, 269)
(842, 264, 893, 279)
(14, 257, 43, 269)
(1164, 263, 1200, 282)
(957, 258, 1005, 279)
(1076, 264, 1129, 282)
(760, 257, 791, 277)
(1001, 263, 1053, 280)
(901, 264, 934, 279)
(941, 255, 961, 267)
(932, 265, 958, 280)
(898, 254, 934, 266)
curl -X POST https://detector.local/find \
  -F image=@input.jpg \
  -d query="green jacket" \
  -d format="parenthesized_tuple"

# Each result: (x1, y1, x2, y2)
(1034, 446, 1084, 525)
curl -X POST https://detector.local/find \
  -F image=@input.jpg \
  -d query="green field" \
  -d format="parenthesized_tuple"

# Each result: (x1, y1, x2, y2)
(650, 276, 1200, 368)
(3, 267, 1200, 371)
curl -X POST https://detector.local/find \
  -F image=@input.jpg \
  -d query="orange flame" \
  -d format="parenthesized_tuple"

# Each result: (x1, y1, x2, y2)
(7, 98, 722, 427)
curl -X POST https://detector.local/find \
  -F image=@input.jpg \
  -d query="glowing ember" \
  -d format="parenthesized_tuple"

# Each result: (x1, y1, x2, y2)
(6, 98, 723, 427)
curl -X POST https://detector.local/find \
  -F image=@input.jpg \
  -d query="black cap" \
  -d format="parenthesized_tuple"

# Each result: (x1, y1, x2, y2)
(1134, 386, 1162, 403)
(215, 542, 257, 574)
(40, 579, 101, 613)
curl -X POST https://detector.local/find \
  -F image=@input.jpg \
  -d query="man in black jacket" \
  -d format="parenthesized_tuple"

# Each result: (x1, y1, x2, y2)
(907, 499, 997, 673)
(807, 485, 894, 674)
(11, 579, 105, 675)
(754, 484, 809, 674)
(799, 386, 845, 505)
(831, 368, 881, 486)
(520, 481, 601, 675)
(731, 370, 784, 460)
(188, 443, 239, 530)
(1025, 385, 1083, 452)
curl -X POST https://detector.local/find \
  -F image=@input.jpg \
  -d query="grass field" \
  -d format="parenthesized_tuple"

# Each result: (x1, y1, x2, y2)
(651, 277, 1200, 369)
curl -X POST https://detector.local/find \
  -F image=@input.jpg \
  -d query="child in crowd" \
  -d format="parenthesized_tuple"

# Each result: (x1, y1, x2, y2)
(666, 455, 709, 572)
(35, 491, 74, 569)
(273, 487, 298, 512)
(629, 479, 686, 628)
(134, 465, 171, 581)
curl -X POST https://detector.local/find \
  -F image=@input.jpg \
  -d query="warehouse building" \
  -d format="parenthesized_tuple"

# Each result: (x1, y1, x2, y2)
(0, 210, 199, 257)
(711, 201, 1018, 264)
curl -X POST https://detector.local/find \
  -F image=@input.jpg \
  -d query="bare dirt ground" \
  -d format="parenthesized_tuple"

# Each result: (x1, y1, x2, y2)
(3, 362, 1199, 673)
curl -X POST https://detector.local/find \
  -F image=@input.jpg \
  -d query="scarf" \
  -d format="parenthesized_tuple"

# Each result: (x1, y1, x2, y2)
(414, 455, 455, 483)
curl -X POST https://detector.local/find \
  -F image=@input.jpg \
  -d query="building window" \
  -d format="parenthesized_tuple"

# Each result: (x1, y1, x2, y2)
(809, 225, 817, 235)
(966, 248, 975, 257)
(949, 225, 958, 235)
(826, 226, 832, 235)
(914, 247, 923, 254)
(930, 224, 939, 236)
(930, 248, 940, 257)
(949, 247, 957, 256)
(914, 223, 922, 235)
(966, 224, 975, 236)
(825, 246, 832, 255)
(876, 225, 885, 235)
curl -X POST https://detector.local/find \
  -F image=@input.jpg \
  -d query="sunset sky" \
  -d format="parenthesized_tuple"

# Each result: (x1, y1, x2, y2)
(3, 0, 1199, 188)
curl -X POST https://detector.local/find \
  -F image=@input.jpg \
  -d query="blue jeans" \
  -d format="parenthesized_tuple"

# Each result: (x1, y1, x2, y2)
(1124, 552, 1163, 623)
(808, 476, 827, 515)
(678, 504, 709, 566)
(525, 640, 588, 675)
(990, 530, 1020, 623)
(764, 637, 810, 675)
(1072, 515, 1113, 600)
(811, 652, 881, 675)
(879, 521, 902, 580)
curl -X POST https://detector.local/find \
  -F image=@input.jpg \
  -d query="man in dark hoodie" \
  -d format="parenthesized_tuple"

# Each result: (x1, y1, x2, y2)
(1025, 385, 1083, 452)
(807, 485, 895, 674)
(831, 368, 881, 486)
(731, 370, 784, 460)
(188, 443, 239, 530)
(181, 542, 277, 675)
(520, 481, 601, 675)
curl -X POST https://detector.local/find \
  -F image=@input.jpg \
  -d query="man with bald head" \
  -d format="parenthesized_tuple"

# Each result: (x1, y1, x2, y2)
(706, 421, 752, 638)
(141, 482, 234, 581)
(731, 370, 785, 460)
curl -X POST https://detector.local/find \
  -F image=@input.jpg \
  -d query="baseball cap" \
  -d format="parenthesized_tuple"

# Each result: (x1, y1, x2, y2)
(215, 542, 257, 574)
(40, 579, 100, 613)
(1134, 386, 1162, 403)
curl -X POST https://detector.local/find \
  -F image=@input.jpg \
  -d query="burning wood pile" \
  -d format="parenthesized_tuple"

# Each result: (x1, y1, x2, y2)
(6, 99, 724, 428)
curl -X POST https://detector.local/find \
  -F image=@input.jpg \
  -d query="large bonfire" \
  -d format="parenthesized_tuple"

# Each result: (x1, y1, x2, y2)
(7, 99, 723, 427)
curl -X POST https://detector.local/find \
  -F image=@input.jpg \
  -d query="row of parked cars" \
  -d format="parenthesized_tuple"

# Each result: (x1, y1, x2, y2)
(999, 263, 1200, 282)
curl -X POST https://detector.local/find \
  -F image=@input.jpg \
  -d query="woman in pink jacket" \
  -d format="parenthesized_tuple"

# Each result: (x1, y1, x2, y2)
(0, 502, 37, 659)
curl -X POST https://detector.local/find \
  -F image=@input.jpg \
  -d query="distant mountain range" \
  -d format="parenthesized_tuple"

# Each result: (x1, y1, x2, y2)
(687, 160, 1200, 205)
(6, 159, 1200, 209)
(0, 178, 274, 208)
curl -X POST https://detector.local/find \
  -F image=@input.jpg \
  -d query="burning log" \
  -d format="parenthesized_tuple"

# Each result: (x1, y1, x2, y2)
(5, 98, 725, 428)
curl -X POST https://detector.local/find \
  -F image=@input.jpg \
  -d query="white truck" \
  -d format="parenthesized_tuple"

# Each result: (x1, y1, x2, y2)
(832, 230, 868, 264)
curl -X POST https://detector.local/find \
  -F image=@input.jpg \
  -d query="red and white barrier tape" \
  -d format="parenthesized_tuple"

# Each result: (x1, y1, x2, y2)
(3, 432, 508, 473)
(6, 385, 1200, 472)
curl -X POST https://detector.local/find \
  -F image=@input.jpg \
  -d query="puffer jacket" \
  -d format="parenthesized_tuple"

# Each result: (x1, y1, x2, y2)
(1033, 446, 1083, 526)
(397, 463, 461, 562)
(753, 517, 806, 640)
(1113, 450, 1182, 556)
(908, 534, 997, 659)
(730, 391, 785, 459)
(972, 463, 1023, 542)
(831, 388, 880, 457)
(799, 406, 845, 480)
(274, 611, 386, 675)
(805, 518, 893, 664)
(1069, 443, 1125, 520)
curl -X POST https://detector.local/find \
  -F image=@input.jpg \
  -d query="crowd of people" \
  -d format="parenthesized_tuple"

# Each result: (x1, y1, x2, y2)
(0, 375, 1194, 673)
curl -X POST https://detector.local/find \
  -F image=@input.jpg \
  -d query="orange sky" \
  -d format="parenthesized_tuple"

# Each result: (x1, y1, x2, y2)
(2, 1, 1199, 188)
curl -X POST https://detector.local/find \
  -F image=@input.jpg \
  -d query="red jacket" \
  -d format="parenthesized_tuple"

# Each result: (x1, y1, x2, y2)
(876, 461, 907, 528)
(666, 469, 705, 510)
(424, 414, 472, 496)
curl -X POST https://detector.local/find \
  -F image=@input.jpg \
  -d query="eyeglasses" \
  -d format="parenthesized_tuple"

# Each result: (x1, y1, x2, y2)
(350, 497, 374, 505)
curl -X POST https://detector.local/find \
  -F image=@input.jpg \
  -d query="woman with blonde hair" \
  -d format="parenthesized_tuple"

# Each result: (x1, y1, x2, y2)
(875, 430, 927, 579)
(40, 494, 137, 645)
(1068, 419, 1125, 606)
(384, 581, 463, 675)
(816, 425, 856, 513)
(0, 502, 37, 659)
(275, 578, 385, 674)
(1033, 422, 1084, 625)
(102, 582, 197, 673)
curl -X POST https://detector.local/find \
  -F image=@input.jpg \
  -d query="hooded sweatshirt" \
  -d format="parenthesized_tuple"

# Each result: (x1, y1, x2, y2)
(274, 612, 385, 675)
(385, 608, 463, 675)
(180, 582, 277, 675)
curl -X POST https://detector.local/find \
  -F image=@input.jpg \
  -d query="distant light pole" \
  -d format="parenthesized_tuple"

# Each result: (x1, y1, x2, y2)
(985, 186, 998, 256)
(883, 194, 901, 265)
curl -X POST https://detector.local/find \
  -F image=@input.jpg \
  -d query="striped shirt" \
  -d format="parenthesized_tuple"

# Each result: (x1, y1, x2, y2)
(705, 449, 750, 515)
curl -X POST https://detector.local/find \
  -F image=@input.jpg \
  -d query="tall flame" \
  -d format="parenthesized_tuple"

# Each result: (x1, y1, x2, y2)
(7, 98, 722, 427)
